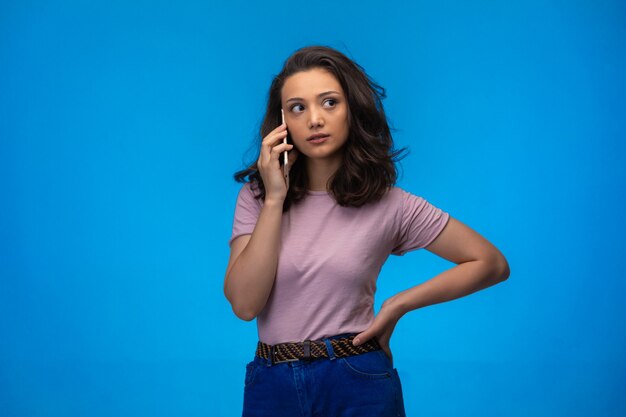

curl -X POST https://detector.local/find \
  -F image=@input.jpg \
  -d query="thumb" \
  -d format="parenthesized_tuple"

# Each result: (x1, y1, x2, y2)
(352, 330, 371, 346)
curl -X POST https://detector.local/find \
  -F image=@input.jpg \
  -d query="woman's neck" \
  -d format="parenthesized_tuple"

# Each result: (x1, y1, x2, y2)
(306, 156, 342, 191)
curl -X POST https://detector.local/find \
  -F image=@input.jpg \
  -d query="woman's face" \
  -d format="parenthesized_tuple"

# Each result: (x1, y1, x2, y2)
(280, 68, 349, 161)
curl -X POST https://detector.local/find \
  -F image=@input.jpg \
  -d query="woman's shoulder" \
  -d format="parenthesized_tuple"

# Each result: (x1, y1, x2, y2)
(239, 180, 262, 195)
(357, 186, 406, 211)
(386, 185, 427, 199)
(381, 186, 431, 210)
(383, 185, 407, 202)
(236, 181, 264, 207)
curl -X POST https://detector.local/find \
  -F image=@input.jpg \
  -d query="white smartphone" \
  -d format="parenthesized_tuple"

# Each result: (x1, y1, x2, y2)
(281, 109, 289, 189)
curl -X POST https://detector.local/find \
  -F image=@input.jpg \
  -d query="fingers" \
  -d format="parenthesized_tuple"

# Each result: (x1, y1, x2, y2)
(261, 123, 288, 148)
(270, 143, 293, 160)
(259, 126, 288, 165)
(257, 143, 294, 179)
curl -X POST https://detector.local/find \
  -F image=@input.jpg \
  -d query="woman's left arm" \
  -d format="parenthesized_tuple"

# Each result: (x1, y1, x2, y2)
(353, 216, 510, 363)
(392, 215, 510, 311)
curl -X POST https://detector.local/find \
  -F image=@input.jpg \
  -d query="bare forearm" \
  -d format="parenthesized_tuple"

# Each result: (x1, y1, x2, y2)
(391, 260, 509, 317)
(225, 199, 284, 320)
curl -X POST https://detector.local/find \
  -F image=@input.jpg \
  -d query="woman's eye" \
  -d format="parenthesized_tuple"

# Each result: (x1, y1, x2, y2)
(290, 99, 337, 113)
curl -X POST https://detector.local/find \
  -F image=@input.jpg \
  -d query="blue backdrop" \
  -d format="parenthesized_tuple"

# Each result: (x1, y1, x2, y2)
(1, 0, 624, 416)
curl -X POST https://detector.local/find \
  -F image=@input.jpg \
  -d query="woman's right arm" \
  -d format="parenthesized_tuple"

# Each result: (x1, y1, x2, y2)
(224, 197, 285, 321)
(223, 121, 298, 321)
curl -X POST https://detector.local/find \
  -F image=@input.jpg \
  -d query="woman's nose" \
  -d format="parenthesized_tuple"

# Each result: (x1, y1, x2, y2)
(308, 107, 324, 128)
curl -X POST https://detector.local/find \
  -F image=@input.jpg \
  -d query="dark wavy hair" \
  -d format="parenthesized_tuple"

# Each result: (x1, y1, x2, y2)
(233, 45, 408, 212)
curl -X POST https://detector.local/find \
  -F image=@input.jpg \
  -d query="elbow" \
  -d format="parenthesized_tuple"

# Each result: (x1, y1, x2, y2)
(233, 305, 257, 322)
(224, 290, 256, 321)
(225, 292, 258, 321)
(225, 298, 258, 322)
(479, 253, 510, 283)
(494, 255, 510, 282)
(502, 262, 510, 281)
(226, 295, 257, 321)
(224, 279, 260, 321)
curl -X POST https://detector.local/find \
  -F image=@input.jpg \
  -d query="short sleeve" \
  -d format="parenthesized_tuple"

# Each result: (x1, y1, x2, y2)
(391, 189, 450, 256)
(228, 182, 263, 247)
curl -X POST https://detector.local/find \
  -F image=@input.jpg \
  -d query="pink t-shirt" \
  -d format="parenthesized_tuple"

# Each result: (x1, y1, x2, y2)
(229, 182, 450, 345)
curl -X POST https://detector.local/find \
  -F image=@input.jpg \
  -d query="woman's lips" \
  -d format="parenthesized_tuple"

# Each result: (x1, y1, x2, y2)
(308, 135, 329, 144)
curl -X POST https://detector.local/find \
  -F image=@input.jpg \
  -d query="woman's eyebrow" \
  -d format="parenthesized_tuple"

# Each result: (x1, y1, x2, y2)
(286, 90, 341, 103)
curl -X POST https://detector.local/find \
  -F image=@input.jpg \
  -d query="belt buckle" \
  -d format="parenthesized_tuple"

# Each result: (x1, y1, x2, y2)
(270, 344, 299, 365)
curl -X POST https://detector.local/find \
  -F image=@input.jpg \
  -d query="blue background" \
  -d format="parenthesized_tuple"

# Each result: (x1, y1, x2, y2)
(1, 0, 625, 416)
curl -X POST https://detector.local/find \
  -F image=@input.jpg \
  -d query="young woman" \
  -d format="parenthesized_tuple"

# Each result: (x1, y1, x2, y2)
(224, 45, 510, 417)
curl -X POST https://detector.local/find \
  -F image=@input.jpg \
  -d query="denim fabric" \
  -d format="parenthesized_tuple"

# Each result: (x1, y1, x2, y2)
(242, 333, 406, 417)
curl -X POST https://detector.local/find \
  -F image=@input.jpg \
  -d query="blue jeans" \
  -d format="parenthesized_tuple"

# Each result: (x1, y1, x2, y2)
(242, 333, 406, 417)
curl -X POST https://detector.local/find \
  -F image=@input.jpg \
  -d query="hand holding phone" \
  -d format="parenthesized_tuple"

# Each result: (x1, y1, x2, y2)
(256, 113, 293, 202)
